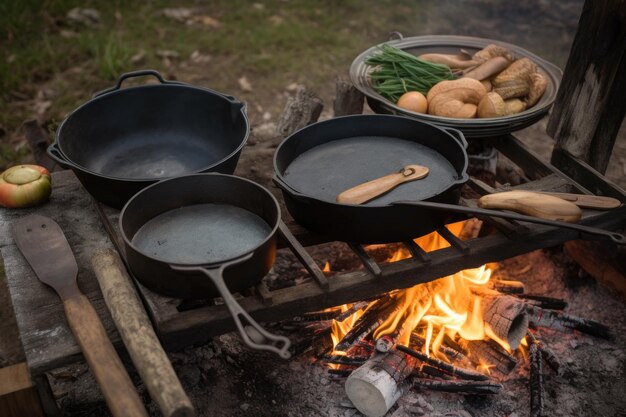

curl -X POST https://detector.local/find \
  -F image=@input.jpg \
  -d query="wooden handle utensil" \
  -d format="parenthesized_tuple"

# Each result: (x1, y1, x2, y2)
(531, 191, 621, 210)
(336, 164, 429, 204)
(11, 215, 148, 417)
(478, 191, 582, 222)
(92, 250, 196, 417)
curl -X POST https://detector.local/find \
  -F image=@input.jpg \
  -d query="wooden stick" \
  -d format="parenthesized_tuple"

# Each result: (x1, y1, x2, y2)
(529, 342, 546, 417)
(410, 334, 473, 368)
(528, 332, 562, 375)
(335, 301, 369, 322)
(515, 294, 568, 310)
(526, 305, 613, 340)
(92, 250, 195, 417)
(489, 279, 525, 294)
(412, 377, 502, 395)
(335, 296, 395, 351)
(396, 345, 489, 381)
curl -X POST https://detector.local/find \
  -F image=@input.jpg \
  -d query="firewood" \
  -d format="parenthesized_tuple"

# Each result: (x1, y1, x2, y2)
(529, 342, 546, 417)
(489, 279, 525, 294)
(410, 334, 473, 368)
(526, 305, 613, 340)
(481, 292, 529, 349)
(345, 350, 415, 417)
(291, 310, 342, 322)
(515, 294, 567, 310)
(527, 332, 562, 375)
(458, 339, 518, 374)
(335, 296, 396, 352)
(333, 77, 364, 116)
(335, 301, 369, 322)
(412, 377, 502, 395)
(322, 355, 369, 366)
(396, 345, 489, 381)
(276, 85, 323, 138)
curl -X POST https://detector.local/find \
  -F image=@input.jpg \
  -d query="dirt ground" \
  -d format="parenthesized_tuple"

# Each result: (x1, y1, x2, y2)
(1, 1, 626, 416)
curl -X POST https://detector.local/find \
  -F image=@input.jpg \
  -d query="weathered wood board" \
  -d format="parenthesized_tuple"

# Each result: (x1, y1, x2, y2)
(0, 170, 121, 375)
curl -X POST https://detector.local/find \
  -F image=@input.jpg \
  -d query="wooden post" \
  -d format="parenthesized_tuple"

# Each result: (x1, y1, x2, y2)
(546, 0, 626, 174)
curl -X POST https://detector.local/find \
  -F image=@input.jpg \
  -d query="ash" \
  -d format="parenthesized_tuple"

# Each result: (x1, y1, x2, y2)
(49, 247, 626, 417)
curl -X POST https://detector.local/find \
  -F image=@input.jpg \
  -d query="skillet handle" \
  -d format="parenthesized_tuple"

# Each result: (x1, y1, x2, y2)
(392, 200, 626, 244)
(47, 143, 77, 169)
(272, 174, 307, 198)
(441, 127, 468, 149)
(93, 70, 172, 98)
(171, 256, 292, 359)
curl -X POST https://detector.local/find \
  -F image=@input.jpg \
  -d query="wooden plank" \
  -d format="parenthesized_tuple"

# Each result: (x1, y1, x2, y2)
(547, 0, 626, 173)
(551, 148, 626, 201)
(151, 207, 626, 350)
(0, 363, 44, 417)
(0, 170, 122, 375)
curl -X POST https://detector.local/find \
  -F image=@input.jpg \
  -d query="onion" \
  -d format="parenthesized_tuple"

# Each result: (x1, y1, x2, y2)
(0, 165, 52, 208)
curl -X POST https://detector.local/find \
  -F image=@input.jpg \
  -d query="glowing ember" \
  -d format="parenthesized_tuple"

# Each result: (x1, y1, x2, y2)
(329, 221, 513, 363)
(322, 261, 331, 273)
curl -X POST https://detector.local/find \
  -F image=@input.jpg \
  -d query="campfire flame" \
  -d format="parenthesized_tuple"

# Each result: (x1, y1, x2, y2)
(329, 221, 509, 360)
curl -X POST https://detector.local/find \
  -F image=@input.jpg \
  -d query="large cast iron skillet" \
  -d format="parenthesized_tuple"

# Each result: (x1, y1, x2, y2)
(273, 115, 625, 244)
(119, 174, 291, 358)
(48, 70, 249, 208)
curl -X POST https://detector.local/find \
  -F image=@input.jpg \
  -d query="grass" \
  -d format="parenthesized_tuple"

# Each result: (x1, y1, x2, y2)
(0, 1, 580, 168)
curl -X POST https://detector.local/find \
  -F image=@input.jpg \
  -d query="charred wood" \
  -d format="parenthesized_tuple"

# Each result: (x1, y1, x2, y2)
(412, 377, 502, 395)
(322, 355, 369, 366)
(396, 345, 488, 381)
(415, 364, 453, 380)
(410, 334, 472, 368)
(335, 296, 396, 352)
(528, 332, 562, 375)
(291, 310, 342, 322)
(335, 301, 369, 322)
(515, 294, 568, 310)
(529, 342, 546, 417)
(526, 305, 614, 340)
(481, 293, 529, 349)
(489, 279, 525, 294)
(458, 339, 518, 374)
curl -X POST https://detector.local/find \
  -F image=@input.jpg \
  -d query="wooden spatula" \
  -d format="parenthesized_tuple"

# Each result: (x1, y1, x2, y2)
(336, 164, 429, 204)
(11, 215, 148, 417)
(478, 191, 582, 222)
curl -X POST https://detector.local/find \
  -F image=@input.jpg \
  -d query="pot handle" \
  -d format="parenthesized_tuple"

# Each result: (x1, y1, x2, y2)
(47, 143, 77, 169)
(171, 255, 292, 359)
(441, 127, 468, 149)
(272, 174, 307, 198)
(392, 200, 626, 244)
(93, 70, 171, 98)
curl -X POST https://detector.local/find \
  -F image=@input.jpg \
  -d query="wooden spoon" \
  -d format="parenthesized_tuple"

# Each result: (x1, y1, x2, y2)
(336, 165, 429, 205)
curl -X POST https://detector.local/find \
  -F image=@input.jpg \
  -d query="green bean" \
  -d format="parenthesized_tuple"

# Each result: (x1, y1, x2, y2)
(365, 44, 456, 101)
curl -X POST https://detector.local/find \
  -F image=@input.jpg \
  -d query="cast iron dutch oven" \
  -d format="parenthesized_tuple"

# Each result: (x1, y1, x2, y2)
(48, 70, 249, 208)
(273, 115, 625, 244)
(119, 173, 291, 358)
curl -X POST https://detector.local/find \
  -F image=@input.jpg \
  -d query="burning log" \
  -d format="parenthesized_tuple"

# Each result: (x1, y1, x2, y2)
(481, 293, 529, 349)
(291, 310, 343, 322)
(515, 294, 568, 310)
(489, 279, 525, 294)
(412, 378, 502, 395)
(322, 354, 369, 367)
(458, 339, 518, 374)
(345, 350, 415, 417)
(410, 334, 472, 368)
(529, 341, 546, 417)
(335, 301, 369, 322)
(396, 345, 489, 381)
(335, 296, 396, 352)
(375, 334, 397, 353)
(526, 305, 613, 339)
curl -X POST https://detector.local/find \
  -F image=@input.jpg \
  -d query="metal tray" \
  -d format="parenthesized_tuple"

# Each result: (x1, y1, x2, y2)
(350, 35, 562, 138)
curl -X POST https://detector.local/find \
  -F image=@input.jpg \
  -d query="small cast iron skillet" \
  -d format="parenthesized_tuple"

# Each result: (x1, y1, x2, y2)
(119, 173, 291, 358)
